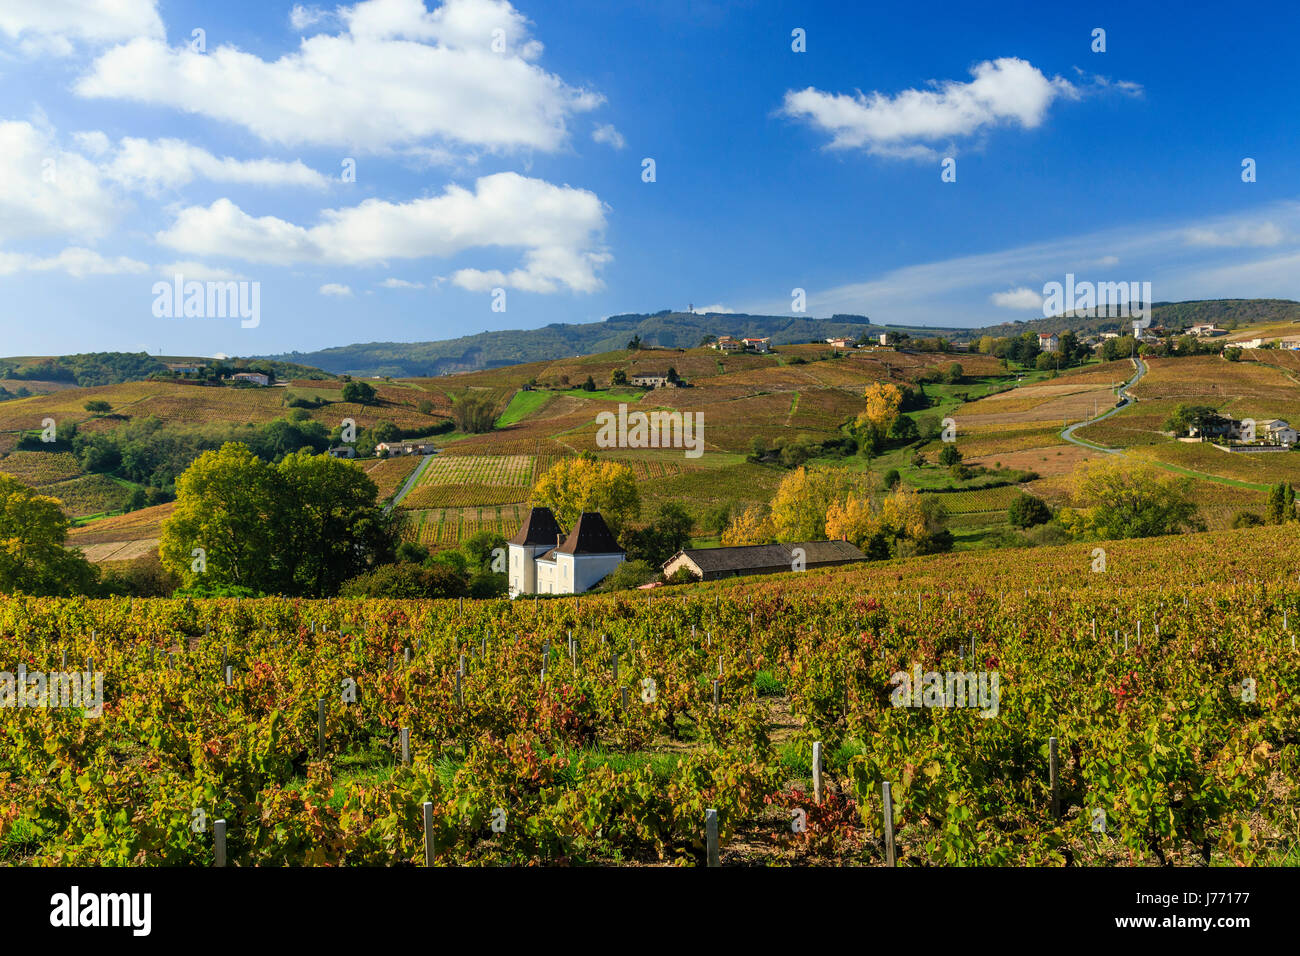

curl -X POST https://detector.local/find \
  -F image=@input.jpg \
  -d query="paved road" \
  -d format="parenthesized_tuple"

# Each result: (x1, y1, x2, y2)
(385, 453, 434, 513)
(1060, 357, 1147, 454)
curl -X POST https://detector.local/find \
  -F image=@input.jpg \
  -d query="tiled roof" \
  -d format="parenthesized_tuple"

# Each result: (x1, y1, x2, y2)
(555, 512, 624, 555)
(508, 507, 565, 547)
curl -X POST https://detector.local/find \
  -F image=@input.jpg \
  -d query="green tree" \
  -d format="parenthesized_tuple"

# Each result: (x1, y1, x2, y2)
(1266, 482, 1297, 524)
(1007, 491, 1052, 529)
(1058, 460, 1204, 539)
(452, 394, 497, 433)
(160, 443, 393, 596)
(938, 443, 961, 467)
(84, 399, 112, 414)
(610, 369, 628, 386)
(342, 380, 377, 404)
(0, 474, 98, 595)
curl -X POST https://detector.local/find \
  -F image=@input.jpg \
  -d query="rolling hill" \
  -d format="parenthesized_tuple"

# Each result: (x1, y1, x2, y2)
(261, 311, 964, 378)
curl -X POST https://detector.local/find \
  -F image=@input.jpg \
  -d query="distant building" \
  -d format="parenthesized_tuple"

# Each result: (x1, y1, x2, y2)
(1037, 332, 1060, 353)
(1189, 323, 1226, 337)
(825, 337, 854, 348)
(1279, 336, 1300, 350)
(507, 508, 625, 597)
(630, 374, 671, 388)
(662, 540, 867, 582)
(230, 372, 269, 386)
(742, 337, 772, 353)
(878, 333, 890, 346)
(1238, 338, 1266, 349)
(327, 446, 356, 459)
(166, 362, 205, 374)
(713, 336, 744, 353)
(1263, 420, 1298, 445)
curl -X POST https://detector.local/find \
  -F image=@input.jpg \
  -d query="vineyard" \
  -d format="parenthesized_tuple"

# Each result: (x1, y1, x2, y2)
(1, 525, 1296, 866)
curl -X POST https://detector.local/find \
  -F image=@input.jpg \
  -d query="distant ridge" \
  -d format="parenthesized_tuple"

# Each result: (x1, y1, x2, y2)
(261, 310, 962, 378)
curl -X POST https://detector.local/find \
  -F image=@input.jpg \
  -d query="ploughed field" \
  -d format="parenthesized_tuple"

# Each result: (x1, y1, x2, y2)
(1, 524, 1295, 866)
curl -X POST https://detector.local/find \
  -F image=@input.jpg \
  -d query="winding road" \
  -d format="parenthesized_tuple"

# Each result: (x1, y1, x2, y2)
(1059, 356, 1147, 453)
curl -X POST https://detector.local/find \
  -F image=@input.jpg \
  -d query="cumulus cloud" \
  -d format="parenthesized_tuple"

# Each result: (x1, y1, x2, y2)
(0, 246, 148, 277)
(692, 304, 735, 314)
(101, 137, 331, 193)
(379, 277, 425, 288)
(76, 0, 602, 153)
(0, 0, 163, 48)
(592, 123, 626, 150)
(0, 120, 125, 244)
(319, 283, 353, 296)
(780, 58, 1079, 159)
(156, 171, 609, 293)
(990, 286, 1045, 310)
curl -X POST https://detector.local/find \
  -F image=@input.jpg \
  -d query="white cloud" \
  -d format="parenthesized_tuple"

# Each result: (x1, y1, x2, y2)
(0, 246, 148, 277)
(1183, 222, 1285, 248)
(156, 261, 249, 281)
(76, 0, 602, 153)
(0, 0, 163, 48)
(379, 277, 425, 288)
(103, 137, 331, 193)
(592, 123, 626, 150)
(156, 171, 610, 293)
(740, 201, 1300, 325)
(0, 120, 125, 243)
(781, 58, 1079, 159)
(290, 5, 335, 31)
(692, 304, 735, 314)
(320, 283, 353, 296)
(990, 287, 1044, 310)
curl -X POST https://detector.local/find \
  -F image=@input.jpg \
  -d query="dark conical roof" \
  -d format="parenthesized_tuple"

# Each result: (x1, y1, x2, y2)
(508, 507, 564, 546)
(555, 512, 624, 555)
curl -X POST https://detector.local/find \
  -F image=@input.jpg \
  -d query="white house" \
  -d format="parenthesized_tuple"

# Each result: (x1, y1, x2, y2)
(1189, 323, 1226, 337)
(742, 337, 771, 353)
(1037, 332, 1060, 353)
(1263, 420, 1298, 445)
(507, 508, 625, 597)
(712, 336, 743, 353)
(231, 371, 270, 386)
(630, 374, 670, 388)
(825, 337, 854, 348)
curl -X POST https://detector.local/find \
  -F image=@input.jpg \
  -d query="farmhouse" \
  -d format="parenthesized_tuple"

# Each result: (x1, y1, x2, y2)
(1263, 420, 1299, 445)
(507, 508, 625, 597)
(825, 337, 855, 348)
(326, 446, 356, 459)
(1037, 332, 1060, 353)
(230, 372, 269, 386)
(1189, 323, 1226, 337)
(630, 374, 671, 388)
(166, 362, 205, 374)
(712, 336, 744, 353)
(742, 337, 772, 353)
(662, 540, 867, 582)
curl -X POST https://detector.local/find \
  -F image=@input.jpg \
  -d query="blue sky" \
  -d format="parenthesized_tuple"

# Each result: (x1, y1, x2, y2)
(1, 0, 1298, 358)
